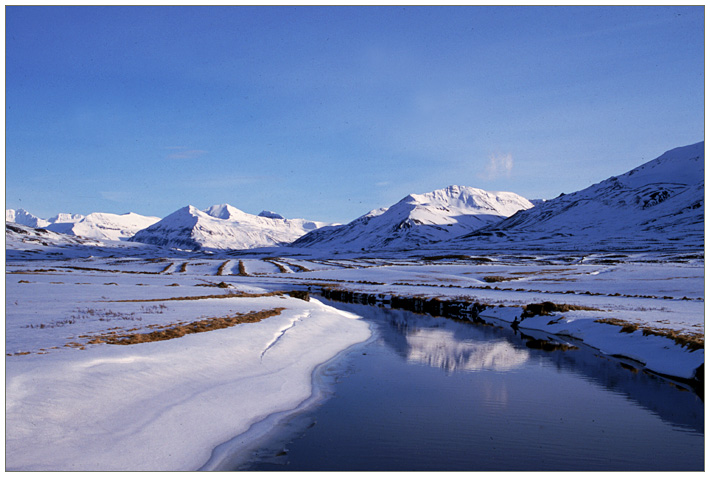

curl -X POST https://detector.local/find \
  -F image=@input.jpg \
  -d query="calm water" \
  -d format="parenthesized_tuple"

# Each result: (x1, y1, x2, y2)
(234, 300, 704, 471)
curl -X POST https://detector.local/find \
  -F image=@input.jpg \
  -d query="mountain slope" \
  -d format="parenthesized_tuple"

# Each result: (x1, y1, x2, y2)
(6, 209, 51, 228)
(130, 204, 330, 250)
(6, 222, 102, 249)
(45, 212, 161, 241)
(292, 185, 534, 251)
(457, 142, 704, 251)
(6, 208, 161, 242)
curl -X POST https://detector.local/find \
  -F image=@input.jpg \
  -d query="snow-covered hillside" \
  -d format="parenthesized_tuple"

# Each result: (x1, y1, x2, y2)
(292, 185, 533, 251)
(6, 208, 160, 242)
(6, 222, 102, 248)
(6, 209, 51, 228)
(130, 204, 330, 250)
(456, 142, 704, 251)
(45, 212, 161, 241)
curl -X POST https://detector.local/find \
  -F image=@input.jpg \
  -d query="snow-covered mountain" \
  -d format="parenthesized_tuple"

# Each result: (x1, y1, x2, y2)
(6, 209, 51, 228)
(6, 208, 161, 242)
(130, 204, 330, 250)
(48, 212, 85, 224)
(457, 142, 704, 251)
(6, 222, 102, 248)
(292, 185, 534, 251)
(44, 212, 161, 241)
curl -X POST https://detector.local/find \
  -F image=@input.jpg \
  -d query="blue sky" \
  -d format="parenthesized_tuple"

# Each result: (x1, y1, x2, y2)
(5, 5, 704, 223)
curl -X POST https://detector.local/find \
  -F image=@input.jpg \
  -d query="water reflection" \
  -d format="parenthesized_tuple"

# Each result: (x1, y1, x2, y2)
(406, 327, 529, 372)
(327, 299, 703, 435)
(368, 301, 531, 372)
(235, 299, 703, 471)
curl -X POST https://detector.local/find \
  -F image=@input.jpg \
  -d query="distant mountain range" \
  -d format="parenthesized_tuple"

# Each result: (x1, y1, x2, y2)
(5, 210, 161, 241)
(129, 204, 331, 250)
(6, 142, 704, 252)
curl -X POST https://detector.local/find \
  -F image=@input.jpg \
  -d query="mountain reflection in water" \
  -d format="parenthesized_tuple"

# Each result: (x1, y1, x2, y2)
(405, 327, 529, 372)
(238, 299, 703, 471)
(373, 304, 530, 372)
(328, 299, 703, 434)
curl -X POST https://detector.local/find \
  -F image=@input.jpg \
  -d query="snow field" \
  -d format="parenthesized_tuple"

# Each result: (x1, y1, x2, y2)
(5, 251, 704, 471)
(5, 270, 371, 471)
(271, 257, 703, 379)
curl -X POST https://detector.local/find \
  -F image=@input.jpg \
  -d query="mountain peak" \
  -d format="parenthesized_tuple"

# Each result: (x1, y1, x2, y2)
(464, 141, 704, 250)
(203, 204, 248, 220)
(293, 185, 533, 251)
(131, 203, 330, 250)
(258, 210, 285, 220)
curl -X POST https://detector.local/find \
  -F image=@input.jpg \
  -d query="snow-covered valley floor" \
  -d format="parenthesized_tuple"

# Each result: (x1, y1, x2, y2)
(5, 250, 704, 470)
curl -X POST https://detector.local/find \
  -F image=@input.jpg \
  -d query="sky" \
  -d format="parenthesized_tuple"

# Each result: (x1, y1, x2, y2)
(5, 5, 705, 223)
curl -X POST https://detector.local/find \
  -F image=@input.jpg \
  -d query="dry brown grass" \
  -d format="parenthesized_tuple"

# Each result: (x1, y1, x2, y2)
(217, 261, 230, 276)
(111, 290, 288, 303)
(482, 275, 514, 283)
(423, 254, 472, 261)
(595, 317, 704, 351)
(283, 260, 310, 272)
(86, 307, 285, 345)
(508, 268, 575, 275)
(594, 317, 640, 333)
(237, 260, 249, 276)
(158, 263, 173, 274)
(521, 301, 601, 318)
(263, 258, 289, 273)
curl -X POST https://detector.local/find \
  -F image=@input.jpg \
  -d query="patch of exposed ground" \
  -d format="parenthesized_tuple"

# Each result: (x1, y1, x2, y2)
(85, 307, 286, 345)
(282, 260, 311, 272)
(237, 261, 249, 276)
(482, 275, 517, 283)
(50, 265, 174, 275)
(263, 258, 290, 273)
(520, 301, 602, 318)
(111, 290, 309, 303)
(216, 261, 230, 276)
(595, 317, 704, 352)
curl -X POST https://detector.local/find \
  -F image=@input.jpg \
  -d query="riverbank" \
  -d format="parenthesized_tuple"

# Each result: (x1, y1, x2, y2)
(5, 251, 703, 470)
(5, 268, 370, 471)
(319, 286, 703, 388)
(240, 299, 704, 471)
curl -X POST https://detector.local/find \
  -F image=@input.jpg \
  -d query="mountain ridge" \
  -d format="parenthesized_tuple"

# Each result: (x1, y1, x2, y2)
(7, 141, 704, 253)
(455, 141, 704, 251)
(129, 204, 331, 250)
(292, 185, 534, 251)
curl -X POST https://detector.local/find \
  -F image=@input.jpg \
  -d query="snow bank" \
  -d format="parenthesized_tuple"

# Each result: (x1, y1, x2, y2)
(5, 296, 370, 471)
(478, 307, 703, 380)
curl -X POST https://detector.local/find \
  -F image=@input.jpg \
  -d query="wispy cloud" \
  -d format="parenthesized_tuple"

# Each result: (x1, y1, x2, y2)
(164, 147, 208, 160)
(100, 190, 133, 203)
(481, 152, 513, 180)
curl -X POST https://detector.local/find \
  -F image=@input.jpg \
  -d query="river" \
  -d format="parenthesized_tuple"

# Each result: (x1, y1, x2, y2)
(231, 299, 704, 471)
